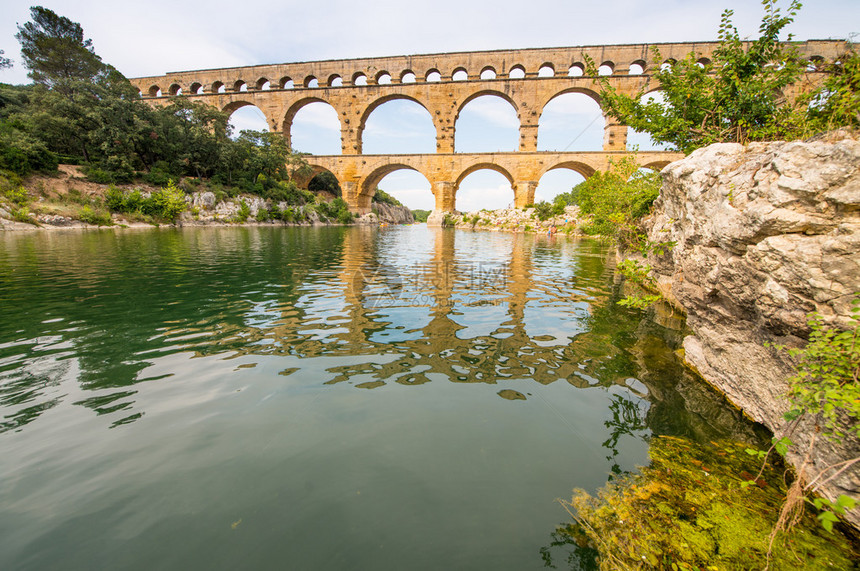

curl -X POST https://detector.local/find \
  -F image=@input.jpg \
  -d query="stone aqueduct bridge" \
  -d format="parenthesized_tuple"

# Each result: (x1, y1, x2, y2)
(131, 40, 843, 215)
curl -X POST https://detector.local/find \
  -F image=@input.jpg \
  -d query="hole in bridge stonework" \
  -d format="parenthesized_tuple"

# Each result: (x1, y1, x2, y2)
(190, 82, 203, 95)
(452, 69, 468, 81)
(568, 64, 584, 77)
(628, 62, 644, 75)
(363, 99, 436, 154)
(508, 65, 525, 79)
(308, 170, 342, 197)
(627, 91, 671, 151)
(426, 70, 442, 82)
(353, 73, 368, 86)
(290, 102, 341, 155)
(149, 86, 162, 97)
(329, 75, 343, 87)
(456, 170, 514, 212)
(169, 84, 182, 96)
(480, 67, 496, 80)
(538, 65, 555, 77)
(598, 63, 613, 76)
(538, 92, 604, 152)
(281, 78, 294, 89)
(455, 95, 518, 153)
(376, 72, 392, 85)
(401, 71, 416, 83)
(216, 83, 226, 94)
(373, 170, 434, 211)
(305, 77, 319, 88)
(228, 105, 269, 139)
(257, 79, 271, 90)
(534, 169, 586, 205)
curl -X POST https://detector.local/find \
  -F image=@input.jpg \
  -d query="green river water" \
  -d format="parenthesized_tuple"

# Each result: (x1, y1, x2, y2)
(0, 225, 765, 570)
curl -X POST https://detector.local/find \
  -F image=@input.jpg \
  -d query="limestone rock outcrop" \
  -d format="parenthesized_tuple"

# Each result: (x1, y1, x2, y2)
(644, 135, 860, 527)
(356, 203, 414, 225)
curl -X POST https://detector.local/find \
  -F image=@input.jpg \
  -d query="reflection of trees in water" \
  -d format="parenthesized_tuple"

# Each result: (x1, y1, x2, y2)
(0, 227, 764, 449)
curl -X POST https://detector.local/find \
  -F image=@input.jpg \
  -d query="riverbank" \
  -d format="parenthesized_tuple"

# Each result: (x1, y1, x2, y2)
(0, 165, 415, 231)
(440, 205, 584, 235)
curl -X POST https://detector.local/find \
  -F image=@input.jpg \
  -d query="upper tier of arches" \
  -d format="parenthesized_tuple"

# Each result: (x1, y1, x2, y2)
(133, 40, 843, 98)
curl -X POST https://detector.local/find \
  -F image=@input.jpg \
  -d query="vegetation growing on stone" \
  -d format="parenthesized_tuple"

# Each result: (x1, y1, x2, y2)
(560, 436, 857, 570)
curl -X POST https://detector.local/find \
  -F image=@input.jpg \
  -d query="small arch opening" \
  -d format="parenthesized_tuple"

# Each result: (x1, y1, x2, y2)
(190, 82, 203, 95)
(305, 76, 319, 88)
(508, 65, 525, 79)
(376, 71, 392, 85)
(148, 85, 162, 97)
(807, 56, 824, 72)
(452, 68, 468, 81)
(353, 72, 368, 86)
(480, 67, 496, 80)
(568, 63, 584, 77)
(168, 84, 182, 96)
(426, 69, 442, 82)
(234, 80, 248, 92)
(538, 64, 555, 77)
(660, 59, 676, 73)
(280, 77, 294, 89)
(697, 57, 711, 68)
(598, 62, 614, 76)
(212, 81, 225, 94)
(256, 78, 270, 90)
(628, 61, 645, 75)
(401, 70, 416, 83)
(329, 74, 343, 87)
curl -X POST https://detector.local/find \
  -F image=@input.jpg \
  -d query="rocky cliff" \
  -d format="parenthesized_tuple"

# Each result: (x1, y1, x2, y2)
(644, 135, 860, 527)
(356, 203, 414, 225)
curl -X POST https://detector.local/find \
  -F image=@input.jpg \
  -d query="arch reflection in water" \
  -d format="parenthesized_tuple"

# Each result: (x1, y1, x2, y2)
(0, 226, 766, 571)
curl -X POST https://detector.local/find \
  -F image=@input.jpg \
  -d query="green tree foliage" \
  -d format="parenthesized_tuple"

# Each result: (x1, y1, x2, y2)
(15, 6, 107, 91)
(573, 156, 660, 243)
(803, 48, 860, 131)
(411, 209, 431, 223)
(591, 0, 805, 153)
(307, 170, 341, 196)
(1, 7, 311, 193)
(0, 50, 11, 70)
(372, 188, 403, 206)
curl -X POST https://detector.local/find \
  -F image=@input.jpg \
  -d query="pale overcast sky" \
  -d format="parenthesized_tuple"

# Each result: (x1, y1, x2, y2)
(1, 0, 856, 210)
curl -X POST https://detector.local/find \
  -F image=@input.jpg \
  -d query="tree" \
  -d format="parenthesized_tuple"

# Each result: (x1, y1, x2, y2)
(15, 6, 106, 90)
(590, 0, 805, 153)
(0, 50, 11, 70)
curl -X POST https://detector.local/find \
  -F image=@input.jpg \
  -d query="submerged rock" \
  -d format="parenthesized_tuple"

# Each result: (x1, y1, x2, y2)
(645, 134, 860, 527)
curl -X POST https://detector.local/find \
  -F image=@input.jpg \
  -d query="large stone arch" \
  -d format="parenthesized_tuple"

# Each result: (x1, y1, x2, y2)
(357, 163, 429, 212)
(539, 87, 603, 116)
(358, 94, 435, 152)
(454, 162, 515, 190)
(455, 89, 519, 121)
(539, 161, 597, 180)
(282, 97, 342, 151)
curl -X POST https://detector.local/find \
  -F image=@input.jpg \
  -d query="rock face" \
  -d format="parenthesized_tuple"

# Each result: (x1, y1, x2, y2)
(356, 203, 414, 225)
(645, 136, 860, 527)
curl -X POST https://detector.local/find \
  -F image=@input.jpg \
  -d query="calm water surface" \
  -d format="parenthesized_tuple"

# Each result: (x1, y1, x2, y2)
(0, 226, 761, 570)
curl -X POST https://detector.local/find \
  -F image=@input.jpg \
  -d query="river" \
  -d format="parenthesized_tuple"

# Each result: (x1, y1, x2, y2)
(0, 225, 763, 570)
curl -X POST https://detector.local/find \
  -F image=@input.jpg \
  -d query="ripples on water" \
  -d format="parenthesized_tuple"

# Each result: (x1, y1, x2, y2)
(0, 226, 763, 570)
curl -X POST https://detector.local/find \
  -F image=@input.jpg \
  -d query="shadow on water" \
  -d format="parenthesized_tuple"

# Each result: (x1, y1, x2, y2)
(0, 225, 769, 570)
